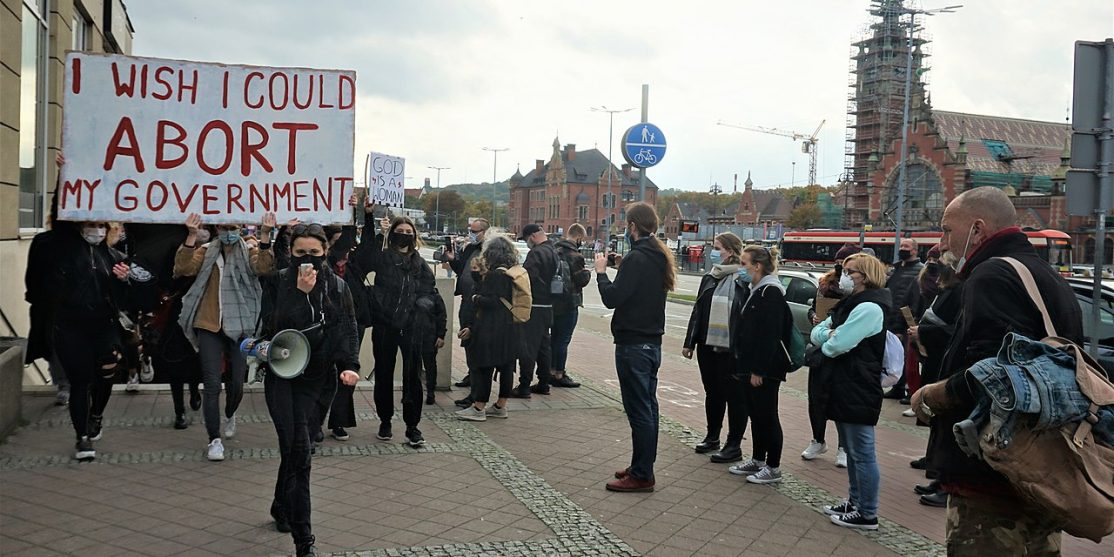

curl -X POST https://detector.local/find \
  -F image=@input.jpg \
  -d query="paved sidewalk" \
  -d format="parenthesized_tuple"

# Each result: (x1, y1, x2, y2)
(1, 323, 1110, 556)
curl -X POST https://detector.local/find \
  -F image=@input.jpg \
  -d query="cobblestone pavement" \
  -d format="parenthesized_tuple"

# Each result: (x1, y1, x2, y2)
(2, 320, 1110, 555)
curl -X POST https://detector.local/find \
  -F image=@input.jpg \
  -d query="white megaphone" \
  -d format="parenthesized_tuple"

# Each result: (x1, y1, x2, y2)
(240, 329, 310, 379)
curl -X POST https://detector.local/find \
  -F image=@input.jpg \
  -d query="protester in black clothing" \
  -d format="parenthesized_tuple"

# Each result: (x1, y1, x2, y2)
(906, 250, 963, 506)
(513, 224, 559, 397)
(260, 223, 360, 557)
(49, 221, 135, 461)
(912, 187, 1083, 554)
(413, 290, 448, 405)
(444, 218, 489, 402)
(597, 202, 675, 493)
(882, 238, 923, 400)
(683, 232, 750, 463)
(729, 245, 793, 485)
(550, 223, 592, 388)
(367, 215, 438, 447)
(455, 236, 524, 421)
(25, 194, 70, 406)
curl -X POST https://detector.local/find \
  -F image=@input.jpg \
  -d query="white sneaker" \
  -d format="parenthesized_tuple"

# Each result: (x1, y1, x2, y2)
(801, 440, 827, 460)
(223, 414, 237, 438)
(485, 404, 508, 419)
(207, 438, 225, 461)
(125, 373, 139, 392)
(902, 408, 916, 417)
(139, 358, 155, 382)
(455, 406, 486, 422)
(835, 447, 848, 468)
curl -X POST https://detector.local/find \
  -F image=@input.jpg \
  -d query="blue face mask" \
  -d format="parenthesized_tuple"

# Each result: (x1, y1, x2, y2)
(709, 250, 722, 264)
(738, 267, 751, 283)
(219, 231, 240, 245)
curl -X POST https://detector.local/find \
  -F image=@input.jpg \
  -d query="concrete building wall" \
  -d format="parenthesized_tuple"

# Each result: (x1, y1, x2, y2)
(0, 0, 133, 385)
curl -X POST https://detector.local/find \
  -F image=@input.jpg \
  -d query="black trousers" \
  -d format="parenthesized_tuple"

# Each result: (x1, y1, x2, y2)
(697, 345, 748, 447)
(319, 327, 368, 431)
(54, 323, 115, 440)
(807, 366, 829, 444)
(518, 307, 553, 387)
(742, 377, 783, 468)
(170, 381, 201, 416)
(266, 370, 333, 548)
(372, 327, 423, 427)
(471, 362, 514, 403)
(421, 350, 438, 395)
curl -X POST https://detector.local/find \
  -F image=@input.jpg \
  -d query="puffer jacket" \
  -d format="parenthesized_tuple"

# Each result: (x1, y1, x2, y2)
(814, 288, 892, 425)
(366, 234, 436, 330)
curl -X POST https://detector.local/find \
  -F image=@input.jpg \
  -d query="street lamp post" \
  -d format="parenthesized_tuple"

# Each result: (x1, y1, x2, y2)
(889, 1, 962, 261)
(708, 182, 722, 272)
(482, 147, 508, 227)
(428, 165, 450, 233)
(592, 106, 635, 240)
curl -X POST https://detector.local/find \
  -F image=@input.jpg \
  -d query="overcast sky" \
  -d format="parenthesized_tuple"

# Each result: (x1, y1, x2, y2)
(125, 0, 1112, 193)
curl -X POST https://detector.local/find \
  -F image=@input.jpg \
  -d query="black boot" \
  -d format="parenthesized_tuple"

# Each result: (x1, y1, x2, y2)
(709, 446, 743, 463)
(919, 491, 948, 507)
(296, 535, 317, 556)
(454, 375, 471, 388)
(508, 384, 532, 399)
(694, 436, 720, 454)
(173, 414, 189, 430)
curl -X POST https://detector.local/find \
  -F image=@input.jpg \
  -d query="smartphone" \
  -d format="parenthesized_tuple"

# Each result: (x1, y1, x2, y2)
(300, 263, 313, 273)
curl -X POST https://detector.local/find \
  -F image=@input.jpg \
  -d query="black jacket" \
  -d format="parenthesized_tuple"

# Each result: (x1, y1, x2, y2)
(928, 230, 1083, 487)
(916, 282, 963, 385)
(24, 229, 62, 363)
(523, 240, 559, 308)
(468, 269, 522, 367)
(411, 289, 448, 351)
(597, 237, 668, 345)
(366, 235, 437, 330)
(684, 271, 750, 350)
(732, 279, 794, 381)
(448, 241, 483, 296)
(50, 230, 129, 327)
(330, 226, 376, 329)
(818, 288, 892, 426)
(553, 239, 592, 316)
(260, 268, 360, 381)
(885, 259, 923, 333)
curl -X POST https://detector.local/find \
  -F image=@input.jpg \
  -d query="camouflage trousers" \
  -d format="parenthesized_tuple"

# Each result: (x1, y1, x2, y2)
(946, 493, 1062, 556)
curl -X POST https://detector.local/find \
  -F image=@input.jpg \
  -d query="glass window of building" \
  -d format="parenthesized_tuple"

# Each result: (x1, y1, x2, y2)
(19, 2, 48, 230)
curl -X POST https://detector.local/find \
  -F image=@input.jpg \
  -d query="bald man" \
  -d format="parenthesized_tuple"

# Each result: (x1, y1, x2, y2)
(911, 186, 1082, 555)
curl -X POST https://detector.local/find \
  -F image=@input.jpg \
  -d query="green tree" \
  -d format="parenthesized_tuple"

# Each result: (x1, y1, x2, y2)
(422, 191, 466, 231)
(787, 204, 822, 229)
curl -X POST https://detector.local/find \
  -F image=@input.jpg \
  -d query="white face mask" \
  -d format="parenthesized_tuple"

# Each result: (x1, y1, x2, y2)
(954, 223, 977, 274)
(82, 226, 106, 245)
(838, 273, 855, 294)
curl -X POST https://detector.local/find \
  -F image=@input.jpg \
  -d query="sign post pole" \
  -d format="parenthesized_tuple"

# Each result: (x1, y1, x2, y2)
(639, 84, 649, 202)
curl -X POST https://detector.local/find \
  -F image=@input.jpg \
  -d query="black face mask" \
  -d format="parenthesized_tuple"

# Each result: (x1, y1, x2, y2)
(926, 262, 941, 275)
(389, 232, 413, 248)
(899, 249, 912, 261)
(290, 254, 326, 272)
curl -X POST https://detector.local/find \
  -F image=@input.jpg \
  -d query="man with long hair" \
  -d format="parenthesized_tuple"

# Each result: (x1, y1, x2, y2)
(595, 202, 676, 492)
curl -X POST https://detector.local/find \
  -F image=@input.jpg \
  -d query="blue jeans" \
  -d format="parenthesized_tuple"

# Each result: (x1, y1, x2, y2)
(550, 309, 579, 373)
(615, 343, 661, 481)
(836, 422, 880, 519)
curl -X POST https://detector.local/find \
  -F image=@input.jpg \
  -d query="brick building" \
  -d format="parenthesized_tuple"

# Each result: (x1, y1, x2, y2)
(507, 138, 657, 239)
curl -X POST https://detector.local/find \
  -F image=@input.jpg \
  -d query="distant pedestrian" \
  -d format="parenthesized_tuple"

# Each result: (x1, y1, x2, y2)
(811, 253, 891, 531)
(174, 212, 276, 462)
(455, 235, 524, 421)
(413, 289, 448, 405)
(882, 238, 923, 401)
(444, 218, 489, 404)
(683, 232, 750, 464)
(512, 224, 559, 397)
(550, 223, 593, 389)
(596, 202, 676, 492)
(728, 245, 793, 486)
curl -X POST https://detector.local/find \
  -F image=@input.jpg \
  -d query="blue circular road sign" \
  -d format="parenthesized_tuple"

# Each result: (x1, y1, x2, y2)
(621, 123, 666, 169)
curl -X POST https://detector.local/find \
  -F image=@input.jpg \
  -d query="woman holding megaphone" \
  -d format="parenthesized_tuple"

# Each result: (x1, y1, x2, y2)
(258, 223, 360, 557)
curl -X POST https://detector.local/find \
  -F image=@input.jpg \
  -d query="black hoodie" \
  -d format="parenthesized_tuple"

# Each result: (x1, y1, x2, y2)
(596, 237, 668, 345)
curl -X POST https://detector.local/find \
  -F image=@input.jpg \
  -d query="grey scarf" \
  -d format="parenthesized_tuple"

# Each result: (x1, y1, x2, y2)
(705, 264, 740, 349)
(178, 240, 262, 350)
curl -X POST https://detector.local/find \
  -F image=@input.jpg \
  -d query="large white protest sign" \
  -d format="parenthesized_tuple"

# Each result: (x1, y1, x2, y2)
(59, 52, 356, 224)
(367, 152, 405, 208)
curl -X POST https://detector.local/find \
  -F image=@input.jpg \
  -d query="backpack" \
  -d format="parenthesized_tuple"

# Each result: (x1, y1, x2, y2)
(881, 331, 905, 387)
(551, 258, 571, 297)
(780, 300, 806, 372)
(498, 265, 532, 324)
(972, 257, 1114, 542)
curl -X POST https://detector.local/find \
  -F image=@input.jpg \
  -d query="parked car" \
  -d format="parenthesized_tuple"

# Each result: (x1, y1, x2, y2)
(513, 241, 529, 265)
(1066, 277, 1114, 311)
(778, 268, 824, 339)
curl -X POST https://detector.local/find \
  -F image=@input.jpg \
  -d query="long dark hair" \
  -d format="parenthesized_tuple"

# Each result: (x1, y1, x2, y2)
(388, 215, 425, 251)
(626, 202, 675, 291)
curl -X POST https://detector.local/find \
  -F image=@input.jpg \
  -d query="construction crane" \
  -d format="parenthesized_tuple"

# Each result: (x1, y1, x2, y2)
(717, 119, 826, 185)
